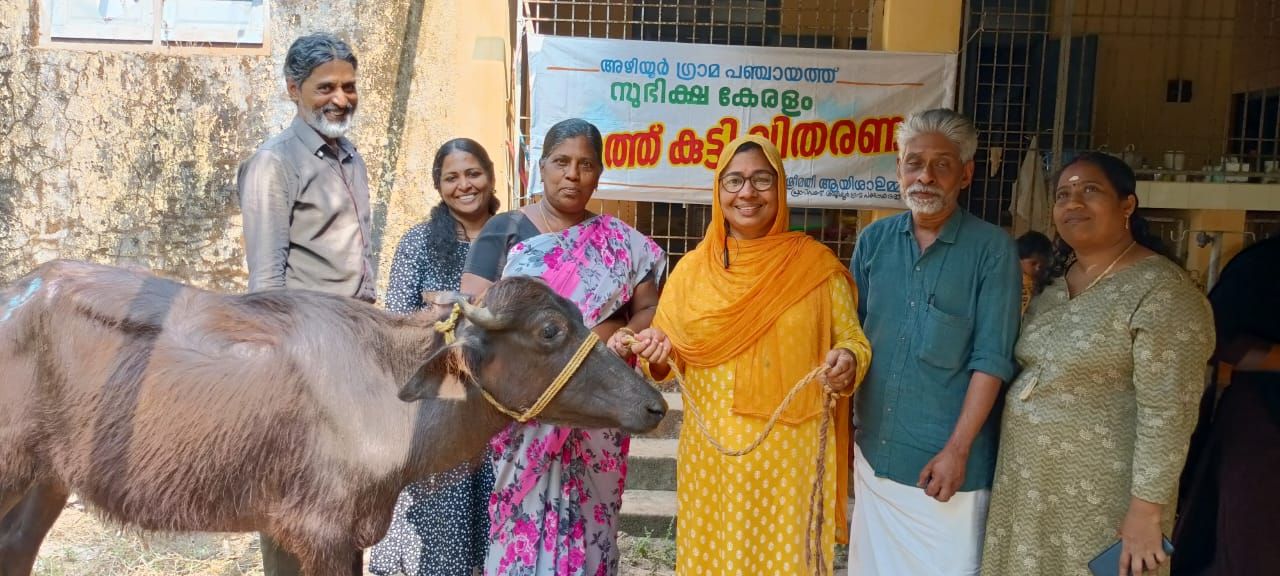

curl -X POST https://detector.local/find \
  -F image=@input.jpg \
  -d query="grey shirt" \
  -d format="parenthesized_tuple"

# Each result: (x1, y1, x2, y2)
(237, 116, 377, 302)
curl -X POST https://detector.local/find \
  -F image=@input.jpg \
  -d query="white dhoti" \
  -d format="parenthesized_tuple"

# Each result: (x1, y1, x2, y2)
(848, 444, 990, 576)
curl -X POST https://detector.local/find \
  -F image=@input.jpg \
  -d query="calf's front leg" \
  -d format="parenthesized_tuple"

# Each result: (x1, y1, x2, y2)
(0, 481, 69, 576)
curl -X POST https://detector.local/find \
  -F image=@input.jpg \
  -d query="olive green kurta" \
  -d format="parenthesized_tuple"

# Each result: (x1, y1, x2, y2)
(982, 256, 1214, 576)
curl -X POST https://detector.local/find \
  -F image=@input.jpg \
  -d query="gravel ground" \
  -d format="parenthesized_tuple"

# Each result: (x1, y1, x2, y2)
(32, 504, 676, 576)
(33, 502, 854, 575)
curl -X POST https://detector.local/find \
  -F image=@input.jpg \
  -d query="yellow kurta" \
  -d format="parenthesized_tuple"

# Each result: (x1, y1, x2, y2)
(674, 277, 870, 575)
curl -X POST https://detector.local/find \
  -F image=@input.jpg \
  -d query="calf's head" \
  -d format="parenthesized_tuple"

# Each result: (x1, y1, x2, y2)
(400, 277, 667, 433)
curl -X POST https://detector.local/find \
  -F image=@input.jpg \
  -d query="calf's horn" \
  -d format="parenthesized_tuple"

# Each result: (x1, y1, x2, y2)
(457, 300, 506, 331)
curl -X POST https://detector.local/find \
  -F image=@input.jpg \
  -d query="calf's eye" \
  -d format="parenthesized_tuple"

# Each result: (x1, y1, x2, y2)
(540, 324, 559, 341)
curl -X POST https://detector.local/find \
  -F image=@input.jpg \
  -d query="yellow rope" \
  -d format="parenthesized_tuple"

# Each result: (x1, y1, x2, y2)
(433, 304, 601, 423)
(509, 331, 599, 423)
(432, 303, 462, 345)
(617, 328, 845, 576)
(435, 313, 842, 574)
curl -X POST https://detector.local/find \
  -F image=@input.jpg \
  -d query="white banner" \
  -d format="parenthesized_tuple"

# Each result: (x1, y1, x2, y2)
(527, 34, 957, 209)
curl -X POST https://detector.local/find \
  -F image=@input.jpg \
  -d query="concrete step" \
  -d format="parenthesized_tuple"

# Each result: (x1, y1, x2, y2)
(626, 438, 678, 491)
(639, 392, 683, 439)
(619, 489, 677, 538)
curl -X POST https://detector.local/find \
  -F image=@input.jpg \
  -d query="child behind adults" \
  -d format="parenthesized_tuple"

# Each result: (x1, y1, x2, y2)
(1017, 230, 1053, 314)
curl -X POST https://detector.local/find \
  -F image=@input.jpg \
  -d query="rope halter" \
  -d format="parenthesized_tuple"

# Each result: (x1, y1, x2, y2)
(433, 303, 600, 423)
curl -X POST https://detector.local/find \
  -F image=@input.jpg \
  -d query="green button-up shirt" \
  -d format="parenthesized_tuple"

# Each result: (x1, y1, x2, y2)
(850, 209, 1021, 491)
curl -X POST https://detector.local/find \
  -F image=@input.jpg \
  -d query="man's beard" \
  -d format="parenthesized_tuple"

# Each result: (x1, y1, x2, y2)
(304, 103, 356, 139)
(902, 183, 951, 215)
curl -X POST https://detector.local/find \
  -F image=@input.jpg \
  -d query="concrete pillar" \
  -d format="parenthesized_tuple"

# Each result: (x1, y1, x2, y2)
(872, 0, 964, 53)
(455, 1, 513, 208)
(1183, 209, 1248, 290)
(861, 0, 966, 228)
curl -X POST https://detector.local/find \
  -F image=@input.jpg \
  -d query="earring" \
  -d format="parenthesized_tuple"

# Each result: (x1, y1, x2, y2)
(1125, 215, 1131, 230)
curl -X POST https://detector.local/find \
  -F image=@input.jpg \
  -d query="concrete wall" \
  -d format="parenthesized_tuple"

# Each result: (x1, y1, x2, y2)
(1051, 0, 1276, 283)
(1233, 0, 1280, 93)
(1062, 0, 1237, 171)
(0, 0, 511, 291)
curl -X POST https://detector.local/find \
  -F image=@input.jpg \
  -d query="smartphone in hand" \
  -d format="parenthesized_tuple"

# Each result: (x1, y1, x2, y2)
(1087, 536, 1175, 576)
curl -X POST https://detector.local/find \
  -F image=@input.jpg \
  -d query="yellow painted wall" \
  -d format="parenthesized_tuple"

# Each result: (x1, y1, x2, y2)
(0, 0, 512, 293)
(874, 0, 963, 53)
(861, 0, 964, 225)
(382, 0, 513, 283)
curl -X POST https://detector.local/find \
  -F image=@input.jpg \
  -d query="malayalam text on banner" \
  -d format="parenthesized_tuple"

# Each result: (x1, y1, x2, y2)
(527, 34, 958, 209)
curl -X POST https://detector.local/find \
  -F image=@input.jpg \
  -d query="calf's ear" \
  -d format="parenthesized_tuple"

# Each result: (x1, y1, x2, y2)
(398, 295, 497, 402)
(397, 329, 487, 403)
(398, 341, 451, 402)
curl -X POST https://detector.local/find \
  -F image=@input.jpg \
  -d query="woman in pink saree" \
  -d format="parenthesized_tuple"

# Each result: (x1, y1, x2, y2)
(461, 119, 666, 576)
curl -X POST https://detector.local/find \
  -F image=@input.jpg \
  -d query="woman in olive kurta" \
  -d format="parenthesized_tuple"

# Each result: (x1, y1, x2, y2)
(982, 153, 1214, 576)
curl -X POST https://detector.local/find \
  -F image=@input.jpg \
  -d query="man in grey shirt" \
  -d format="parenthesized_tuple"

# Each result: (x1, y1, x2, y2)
(239, 32, 376, 304)
(236, 32, 372, 576)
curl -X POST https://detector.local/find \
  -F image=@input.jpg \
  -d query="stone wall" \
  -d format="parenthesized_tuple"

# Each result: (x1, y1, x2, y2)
(0, 0, 512, 292)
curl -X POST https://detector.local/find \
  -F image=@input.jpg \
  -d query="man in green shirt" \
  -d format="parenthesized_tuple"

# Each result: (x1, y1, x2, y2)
(847, 109, 1021, 575)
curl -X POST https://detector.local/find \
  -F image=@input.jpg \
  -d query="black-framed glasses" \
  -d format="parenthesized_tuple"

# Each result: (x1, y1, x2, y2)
(720, 171, 776, 193)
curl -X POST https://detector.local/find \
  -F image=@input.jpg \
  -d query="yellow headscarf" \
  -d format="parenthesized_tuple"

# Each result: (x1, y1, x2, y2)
(654, 134, 856, 539)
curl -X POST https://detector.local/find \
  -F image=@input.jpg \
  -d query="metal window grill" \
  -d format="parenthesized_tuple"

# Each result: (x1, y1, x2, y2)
(961, 0, 1280, 227)
(1142, 210, 1190, 264)
(1246, 210, 1280, 245)
(517, 0, 1279, 267)
(515, 0, 873, 269)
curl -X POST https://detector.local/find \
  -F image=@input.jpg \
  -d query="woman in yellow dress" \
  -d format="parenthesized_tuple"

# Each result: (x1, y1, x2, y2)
(614, 135, 872, 574)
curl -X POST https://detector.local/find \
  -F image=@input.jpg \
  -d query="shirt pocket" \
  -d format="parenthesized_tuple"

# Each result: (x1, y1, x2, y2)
(918, 302, 974, 373)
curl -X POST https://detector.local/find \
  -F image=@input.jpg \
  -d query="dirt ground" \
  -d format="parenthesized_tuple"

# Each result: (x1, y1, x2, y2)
(31, 504, 676, 576)
(33, 503, 853, 575)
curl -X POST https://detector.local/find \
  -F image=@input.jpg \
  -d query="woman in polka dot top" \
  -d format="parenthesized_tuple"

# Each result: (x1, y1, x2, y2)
(369, 138, 500, 576)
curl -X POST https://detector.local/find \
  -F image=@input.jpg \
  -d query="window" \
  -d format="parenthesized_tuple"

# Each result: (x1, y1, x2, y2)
(47, 0, 266, 46)
(631, 0, 782, 46)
